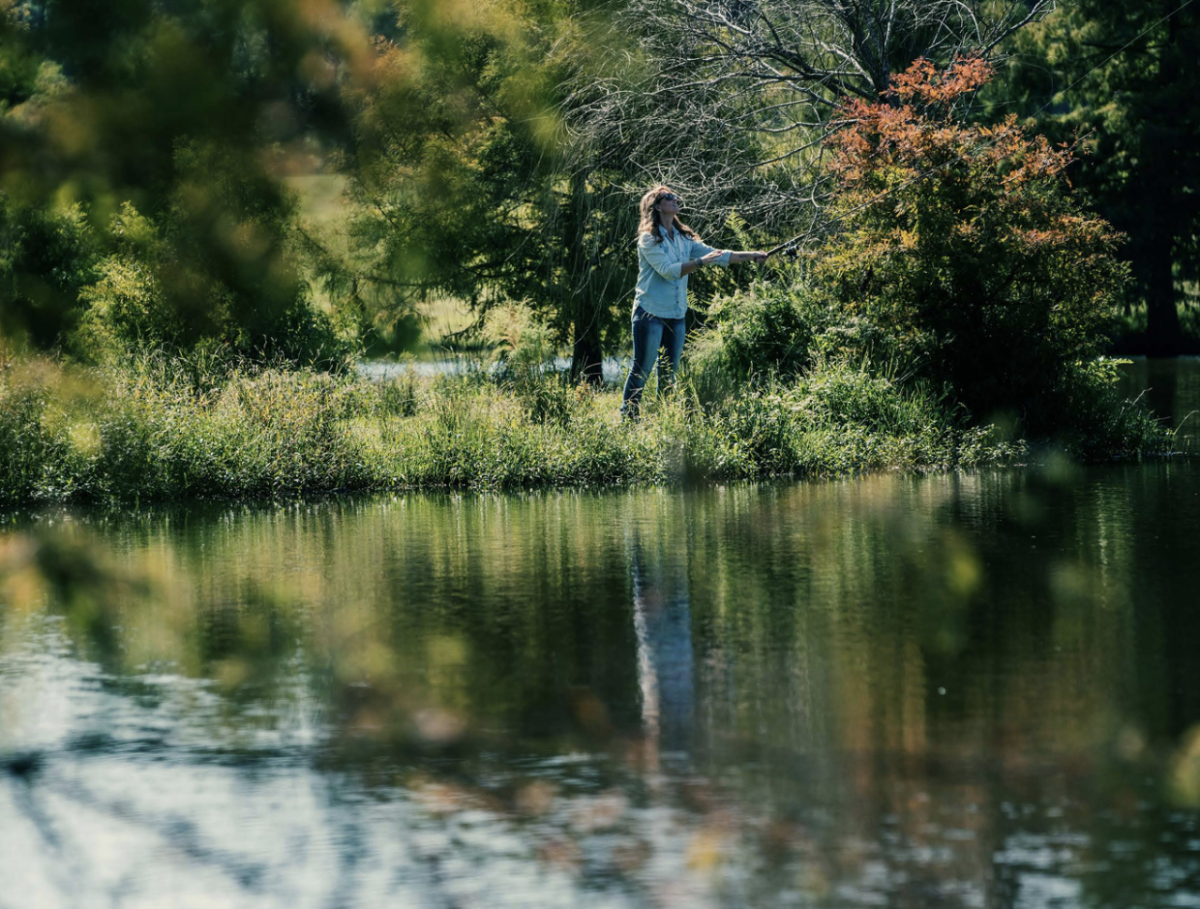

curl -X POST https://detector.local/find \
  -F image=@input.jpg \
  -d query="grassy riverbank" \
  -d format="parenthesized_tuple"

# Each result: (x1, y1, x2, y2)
(0, 349, 1172, 506)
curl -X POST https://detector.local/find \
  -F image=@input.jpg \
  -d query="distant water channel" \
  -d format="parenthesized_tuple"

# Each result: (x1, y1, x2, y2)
(358, 355, 629, 384)
(3, 361, 1200, 908)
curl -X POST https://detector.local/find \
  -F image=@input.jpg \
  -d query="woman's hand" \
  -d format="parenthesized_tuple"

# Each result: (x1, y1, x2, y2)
(681, 249, 728, 275)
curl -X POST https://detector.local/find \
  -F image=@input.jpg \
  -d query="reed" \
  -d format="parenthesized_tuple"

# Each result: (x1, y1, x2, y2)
(0, 350, 1172, 506)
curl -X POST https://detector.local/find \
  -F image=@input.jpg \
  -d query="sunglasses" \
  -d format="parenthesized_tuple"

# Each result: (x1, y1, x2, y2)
(657, 193, 681, 204)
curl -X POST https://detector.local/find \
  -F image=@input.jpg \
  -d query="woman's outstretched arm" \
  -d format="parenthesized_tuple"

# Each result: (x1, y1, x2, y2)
(686, 238, 766, 269)
(726, 250, 768, 264)
(680, 248, 728, 275)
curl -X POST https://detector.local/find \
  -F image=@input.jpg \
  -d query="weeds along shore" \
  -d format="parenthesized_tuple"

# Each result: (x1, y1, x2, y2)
(0, 348, 1171, 506)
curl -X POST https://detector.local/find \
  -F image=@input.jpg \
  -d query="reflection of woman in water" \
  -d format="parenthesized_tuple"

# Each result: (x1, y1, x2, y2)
(630, 544, 696, 760)
(620, 186, 768, 419)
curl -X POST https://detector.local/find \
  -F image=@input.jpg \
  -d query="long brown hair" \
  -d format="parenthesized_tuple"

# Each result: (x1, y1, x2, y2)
(637, 185, 698, 244)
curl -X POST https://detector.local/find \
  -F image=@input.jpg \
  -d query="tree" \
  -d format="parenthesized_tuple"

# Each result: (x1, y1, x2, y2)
(331, 0, 659, 382)
(808, 57, 1127, 426)
(996, 0, 1200, 352)
(1, 0, 372, 361)
(579, 0, 1058, 240)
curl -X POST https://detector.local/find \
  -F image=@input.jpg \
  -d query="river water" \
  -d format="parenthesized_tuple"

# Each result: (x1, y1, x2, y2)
(2, 362, 1199, 909)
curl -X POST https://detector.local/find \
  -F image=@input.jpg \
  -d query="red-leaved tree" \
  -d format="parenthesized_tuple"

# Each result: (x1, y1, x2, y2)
(811, 58, 1128, 426)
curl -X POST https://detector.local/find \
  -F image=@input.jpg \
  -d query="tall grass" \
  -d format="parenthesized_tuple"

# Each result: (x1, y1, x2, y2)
(0, 346, 1173, 506)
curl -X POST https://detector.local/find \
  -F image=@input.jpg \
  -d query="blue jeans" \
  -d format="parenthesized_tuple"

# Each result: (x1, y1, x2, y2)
(621, 307, 686, 416)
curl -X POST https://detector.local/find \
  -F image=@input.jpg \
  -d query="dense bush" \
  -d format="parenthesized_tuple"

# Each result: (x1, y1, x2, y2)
(1050, 357, 1173, 460)
(4, 157, 349, 370)
(65, 199, 351, 370)
(0, 199, 101, 350)
(803, 58, 1128, 430)
(686, 279, 822, 403)
(0, 360, 66, 505)
(683, 58, 1149, 456)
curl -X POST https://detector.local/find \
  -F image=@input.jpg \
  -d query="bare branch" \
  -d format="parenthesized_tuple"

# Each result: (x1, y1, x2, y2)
(567, 0, 1057, 245)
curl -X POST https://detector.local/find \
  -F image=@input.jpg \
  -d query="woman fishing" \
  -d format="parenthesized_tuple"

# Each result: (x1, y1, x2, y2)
(621, 185, 767, 419)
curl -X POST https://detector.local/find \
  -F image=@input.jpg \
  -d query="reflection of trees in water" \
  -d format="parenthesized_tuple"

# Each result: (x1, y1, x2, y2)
(4, 472, 1200, 906)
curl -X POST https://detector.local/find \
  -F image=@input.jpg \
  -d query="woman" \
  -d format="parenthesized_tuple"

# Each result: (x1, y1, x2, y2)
(621, 186, 767, 419)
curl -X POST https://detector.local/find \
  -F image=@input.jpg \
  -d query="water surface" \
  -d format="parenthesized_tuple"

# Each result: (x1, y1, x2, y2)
(1120, 356, 1200, 447)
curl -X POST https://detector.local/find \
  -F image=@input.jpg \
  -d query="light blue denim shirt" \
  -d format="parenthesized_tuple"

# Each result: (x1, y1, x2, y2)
(634, 229, 731, 319)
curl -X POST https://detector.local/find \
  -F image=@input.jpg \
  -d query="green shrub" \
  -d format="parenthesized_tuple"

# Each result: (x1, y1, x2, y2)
(0, 349, 1165, 506)
(0, 199, 100, 350)
(0, 363, 59, 504)
(794, 360, 956, 436)
(810, 59, 1128, 429)
(688, 278, 819, 400)
(1050, 358, 1175, 460)
(485, 306, 575, 426)
(379, 368, 422, 418)
(63, 197, 352, 370)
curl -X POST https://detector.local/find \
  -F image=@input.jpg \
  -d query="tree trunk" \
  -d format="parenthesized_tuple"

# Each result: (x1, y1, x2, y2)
(1142, 4, 1185, 355)
(1144, 235, 1182, 355)
(570, 303, 604, 385)
(567, 168, 605, 386)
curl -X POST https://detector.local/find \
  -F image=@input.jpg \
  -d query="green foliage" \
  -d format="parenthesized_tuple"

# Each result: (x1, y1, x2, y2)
(0, 2, 1183, 491)
(0, 351, 1046, 505)
(1, 352, 377, 502)
(680, 59, 1167, 455)
(0, 197, 100, 348)
(70, 204, 173, 356)
(0, 0, 364, 364)
(791, 361, 954, 437)
(809, 58, 1128, 429)
(339, 1, 569, 304)
(0, 360, 62, 505)
(61, 195, 348, 366)
(685, 277, 823, 403)
(486, 305, 574, 425)
(993, 1, 1200, 351)
(379, 365, 422, 419)
(334, 0, 764, 378)
(1052, 357, 1174, 459)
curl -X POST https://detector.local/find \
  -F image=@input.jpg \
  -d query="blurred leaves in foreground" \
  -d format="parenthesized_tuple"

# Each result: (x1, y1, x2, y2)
(1, 0, 375, 363)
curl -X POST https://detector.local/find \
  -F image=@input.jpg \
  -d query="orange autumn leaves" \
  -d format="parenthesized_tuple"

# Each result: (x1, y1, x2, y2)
(809, 57, 1128, 423)
(824, 56, 1107, 258)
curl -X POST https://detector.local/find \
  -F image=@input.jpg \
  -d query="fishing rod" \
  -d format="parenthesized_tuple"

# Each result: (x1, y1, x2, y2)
(761, 232, 813, 259)
(763, 238, 800, 258)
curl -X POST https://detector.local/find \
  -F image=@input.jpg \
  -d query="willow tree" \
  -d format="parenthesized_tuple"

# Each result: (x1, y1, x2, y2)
(315, 0, 642, 381)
